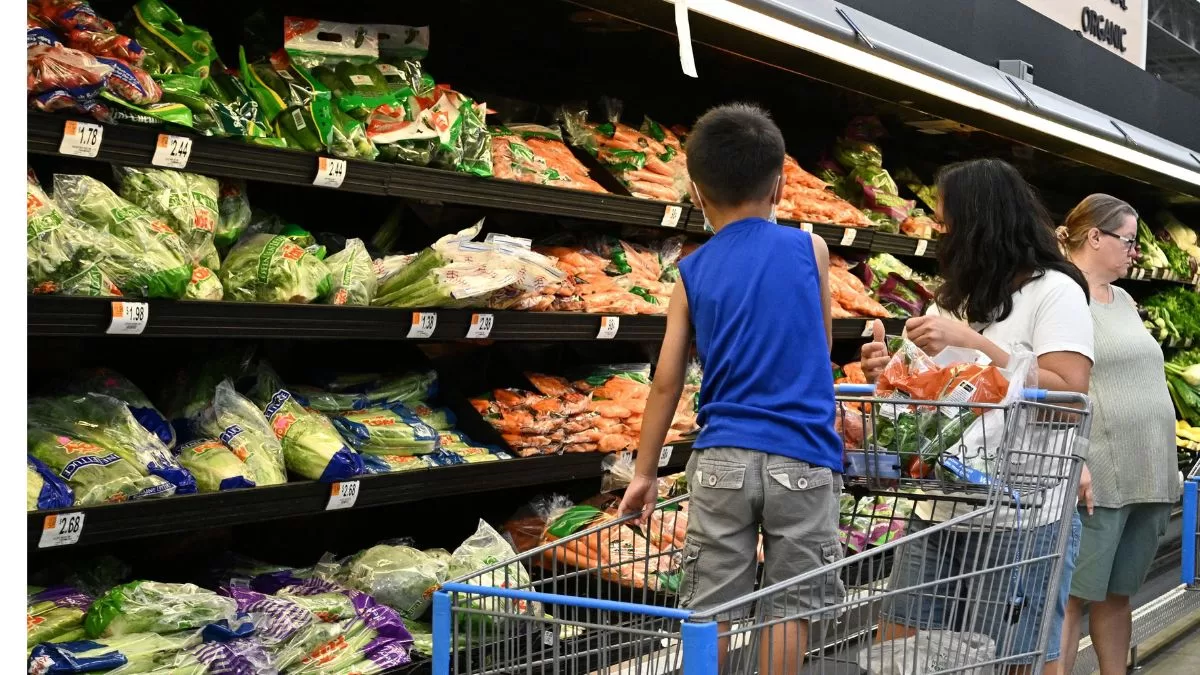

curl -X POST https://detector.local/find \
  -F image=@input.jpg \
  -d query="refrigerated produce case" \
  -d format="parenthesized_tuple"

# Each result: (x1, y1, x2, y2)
(25, 1, 1200, 673)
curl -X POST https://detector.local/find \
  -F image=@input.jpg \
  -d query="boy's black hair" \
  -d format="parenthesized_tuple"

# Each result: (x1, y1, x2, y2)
(686, 103, 786, 207)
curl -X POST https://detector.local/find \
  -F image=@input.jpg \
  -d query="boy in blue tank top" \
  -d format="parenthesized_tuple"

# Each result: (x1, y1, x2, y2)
(619, 104, 845, 673)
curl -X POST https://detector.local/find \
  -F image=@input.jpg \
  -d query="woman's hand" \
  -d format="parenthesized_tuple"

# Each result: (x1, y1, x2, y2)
(905, 315, 980, 355)
(860, 320, 889, 382)
(1079, 463, 1094, 515)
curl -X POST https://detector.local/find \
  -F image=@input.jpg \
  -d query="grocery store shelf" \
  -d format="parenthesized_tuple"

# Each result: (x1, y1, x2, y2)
(27, 112, 699, 234)
(1124, 267, 1200, 286)
(28, 444, 694, 549)
(684, 210, 940, 260)
(28, 296, 905, 342)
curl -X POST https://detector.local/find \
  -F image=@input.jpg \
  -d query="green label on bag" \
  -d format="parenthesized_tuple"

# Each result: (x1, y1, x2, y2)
(547, 505, 603, 539)
(257, 236, 288, 286)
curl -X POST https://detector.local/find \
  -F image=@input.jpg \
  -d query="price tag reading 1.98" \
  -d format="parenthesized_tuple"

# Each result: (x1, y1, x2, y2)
(313, 157, 347, 188)
(59, 120, 103, 157)
(39, 512, 85, 548)
(597, 316, 620, 339)
(407, 312, 437, 339)
(466, 313, 494, 339)
(326, 481, 360, 510)
(107, 301, 149, 335)
(152, 134, 193, 168)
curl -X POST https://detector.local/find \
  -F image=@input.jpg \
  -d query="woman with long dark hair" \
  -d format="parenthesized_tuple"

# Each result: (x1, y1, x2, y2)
(861, 158, 1093, 674)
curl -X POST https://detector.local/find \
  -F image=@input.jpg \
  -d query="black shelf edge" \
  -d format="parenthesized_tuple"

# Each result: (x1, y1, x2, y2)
(29, 445, 694, 549)
(28, 112, 701, 234)
(871, 231, 938, 259)
(833, 317, 906, 341)
(683, 212, 940, 260)
(1120, 267, 1200, 287)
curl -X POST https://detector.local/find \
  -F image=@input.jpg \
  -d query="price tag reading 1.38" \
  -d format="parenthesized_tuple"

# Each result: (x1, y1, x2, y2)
(39, 512, 85, 548)
(59, 120, 103, 157)
(313, 157, 347, 188)
(597, 316, 620, 339)
(408, 312, 437, 338)
(466, 313, 494, 339)
(326, 481, 359, 510)
(107, 301, 149, 335)
(152, 134, 193, 168)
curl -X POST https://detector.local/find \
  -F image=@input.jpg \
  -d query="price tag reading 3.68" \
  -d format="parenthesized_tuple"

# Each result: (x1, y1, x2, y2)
(408, 312, 437, 339)
(152, 134, 193, 168)
(39, 512, 85, 548)
(107, 301, 149, 335)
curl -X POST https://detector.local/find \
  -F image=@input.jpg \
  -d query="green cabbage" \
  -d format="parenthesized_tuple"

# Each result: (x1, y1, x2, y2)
(220, 233, 332, 303)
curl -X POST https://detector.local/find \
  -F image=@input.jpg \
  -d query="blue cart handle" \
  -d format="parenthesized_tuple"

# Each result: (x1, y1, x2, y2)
(833, 383, 1051, 400)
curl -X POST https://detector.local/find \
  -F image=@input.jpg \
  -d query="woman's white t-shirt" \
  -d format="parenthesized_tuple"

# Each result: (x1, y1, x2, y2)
(919, 269, 1094, 528)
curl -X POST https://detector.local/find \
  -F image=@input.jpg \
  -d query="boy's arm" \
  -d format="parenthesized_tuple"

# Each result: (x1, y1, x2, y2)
(811, 234, 832, 352)
(618, 282, 692, 522)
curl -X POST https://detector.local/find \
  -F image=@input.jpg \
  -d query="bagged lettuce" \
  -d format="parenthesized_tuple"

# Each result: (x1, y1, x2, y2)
(216, 179, 251, 250)
(324, 238, 377, 306)
(176, 439, 256, 492)
(85, 581, 237, 638)
(183, 265, 223, 300)
(28, 631, 195, 675)
(332, 404, 439, 455)
(66, 368, 175, 449)
(290, 370, 438, 414)
(52, 174, 192, 298)
(338, 544, 449, 618)
(250, 363, 363, 482)
(28, 394, 196, 494)
(27, 455, 75, 511)
(27, 429, 171, 505)
(114, 166, 221, 269)
(27, 174, 123, 297)
(27, 586, 93, 651)
(220, 233, 332, 303)
(190, 379, 287, 486)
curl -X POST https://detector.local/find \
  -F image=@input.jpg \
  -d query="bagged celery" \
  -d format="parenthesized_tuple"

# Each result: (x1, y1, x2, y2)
(86, 581, 236, 638)
(216, 180, 251, 250)
(291, 371, 438, 414)
(29, 631, 195, 675)
(27, 428, 171, 505)
(114, 166, 221, 269)
(27, 586, 92, 651)
(332, 404, 439, 455)
(52, 174, 192, 298)
(324, 238, 377, 306)
(191, 379, 287, 485)
(219, 233, 332, 303)
(67, 368, 175, 449)
(176, 439, 256, 492)
(250, 363, 363, 482)
(27, 455, 75, 511)
(184, 265, 223, 300)
(26, 175, 122, 297)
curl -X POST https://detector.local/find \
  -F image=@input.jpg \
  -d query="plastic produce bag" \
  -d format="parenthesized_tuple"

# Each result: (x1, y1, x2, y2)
(108, 632, 274, 674)
(450, 519, 531, 595)
(85, 581, 237, 638)
(27, 428, 171, 505)
(27, 455, 75, 511)
(52, 174, 192, 298)
(26, 174, 122, 297)
(857, 630, 996, 675)
(220, 233, 332, 303)
(250, 363, 363, 482)
(127, 0, 217, 78)
(29, 393, 197, 494)
(176, 439, 256, 492)
(28, 586, 93, 650)
(114, 166, 220, 269)
(332, 404, 439, 456)
(190, 379, 287, 486)
(339, 544, 450, 618)
(28, 631, 195, 675)
(184, 265, 223, 300)
(67, 368, 175, 449)
(374, 24, 432, 96)
(216, 180, 251, 250)
(324, 238, 377, 306)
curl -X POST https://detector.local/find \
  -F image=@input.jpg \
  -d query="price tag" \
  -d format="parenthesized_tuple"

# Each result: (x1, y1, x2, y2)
(152, 134, 193, 168)
(407, 312, 437, 339)
(466, 313, 494, 339)
(326, 481, 360, 510)
(107, 301, 148, 335)
(839, 228, 857, 246)
(661, 205, 683, 228)
(914, 239, 929, 256)
(313, 157, 347, 188)
(543, 630, 555, 646)
(659, 446, 674, 467)
(39, 512, 85, 548)
(59, 120, 103, 157)
(799, 222, 814, 233)
(1133, 268, 1145, 280)
(861, 321, 875, 338)
(597, 316, 620, 339)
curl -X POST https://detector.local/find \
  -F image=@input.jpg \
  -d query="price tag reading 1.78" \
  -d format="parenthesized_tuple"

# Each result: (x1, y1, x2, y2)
(597, 316, 620, 339)
(39, 512, 85, 548)
(407, 312, 437, 339)
(326, 481, 360, 510)
(59, 120, 103, 157)
(152, 134, 193, 168)
(313, 157, 347, 188)
(107, 301, 149, 335)
(466, 313, 494, 339)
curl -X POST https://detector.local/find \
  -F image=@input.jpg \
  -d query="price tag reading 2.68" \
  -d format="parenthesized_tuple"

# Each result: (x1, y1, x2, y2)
(39, 512, 85, 548)
(407, 312, 437, 339)
(326, 481, 360, 510)
(152, 134, 193, 168)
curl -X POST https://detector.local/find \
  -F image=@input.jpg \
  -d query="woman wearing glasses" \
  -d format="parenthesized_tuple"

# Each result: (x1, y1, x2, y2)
(1056, 195, 1181, 675)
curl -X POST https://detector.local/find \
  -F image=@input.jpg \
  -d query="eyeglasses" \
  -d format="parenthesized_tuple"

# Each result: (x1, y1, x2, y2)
(1100, 230, 1137, 252)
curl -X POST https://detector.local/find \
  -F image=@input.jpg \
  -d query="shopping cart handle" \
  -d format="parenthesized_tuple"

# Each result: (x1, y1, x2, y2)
(1022, 388, 1048, 401)
(834, 383, 876, 395)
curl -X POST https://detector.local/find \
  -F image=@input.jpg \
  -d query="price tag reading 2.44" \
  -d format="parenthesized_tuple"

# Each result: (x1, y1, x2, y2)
(313, 157, 347, 188)
(407, 312, 437, 338)
(152, 134, 193, 168)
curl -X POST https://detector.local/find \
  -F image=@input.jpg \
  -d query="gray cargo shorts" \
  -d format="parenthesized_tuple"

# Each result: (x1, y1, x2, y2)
(680, 447, 845, 620)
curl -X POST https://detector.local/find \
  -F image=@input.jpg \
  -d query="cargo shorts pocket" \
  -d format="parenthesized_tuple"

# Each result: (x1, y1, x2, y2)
(680, 540, 702, 606)
(821, 539, 847, 604)
(767, 463, 832, 492)
(694, 459, 746, 490)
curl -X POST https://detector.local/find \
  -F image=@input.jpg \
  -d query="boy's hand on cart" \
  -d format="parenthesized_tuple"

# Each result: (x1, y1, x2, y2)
(905, 315, 978, 356)
(618, 473, 659, 525)
(861, 319, 889, 382)
(1079, 463, 1094, 515)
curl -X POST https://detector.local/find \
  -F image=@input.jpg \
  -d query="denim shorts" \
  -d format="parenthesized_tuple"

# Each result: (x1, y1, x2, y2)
(881, 510, 1082, 665)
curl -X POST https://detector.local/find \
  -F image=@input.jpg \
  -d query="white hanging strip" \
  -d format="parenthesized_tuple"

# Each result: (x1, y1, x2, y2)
(675, 0, 699, 78)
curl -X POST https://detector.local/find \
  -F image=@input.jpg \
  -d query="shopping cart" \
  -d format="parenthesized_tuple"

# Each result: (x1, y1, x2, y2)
(1183, 458, 1200, 588)
(433, 387, 1090, 675)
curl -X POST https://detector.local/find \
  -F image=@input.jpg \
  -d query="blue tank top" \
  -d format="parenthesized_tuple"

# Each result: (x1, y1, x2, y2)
(678, 217, 842, 471)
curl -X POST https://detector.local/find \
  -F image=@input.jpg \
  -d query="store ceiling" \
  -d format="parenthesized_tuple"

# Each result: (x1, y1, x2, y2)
(1148, 0, 1200, 99)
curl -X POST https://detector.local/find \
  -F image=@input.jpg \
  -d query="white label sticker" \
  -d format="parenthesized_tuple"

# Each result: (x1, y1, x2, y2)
(408, 312, 437, 338)
(349, 74, 374, 86)
(107, 301, 148, 335)
(597, 316, 620, 339)
(59, 120, 103, 157)
(1133, 268, 1145, 280)
(314, 157, 346, 188)
(674, 0, 699, 78)
(377, 63, 401, 76)
(484, 233, 532, 249)
(326, 481, 360, 510)
(661, 205, 683, 228)
(914, 239, 929, 256)
(291, 108, 306, 130)
(39, 512, 85, 548)
(543, 630, 555, 646)
(861, 321, 875, 338)
(659, 446, 674, 467)
(466, 313, 494, 339)
(839, 228, 857, 246)
(800, 222, 814, 233)
(939, 380, 978, 418)
(152, 134, 193, 168)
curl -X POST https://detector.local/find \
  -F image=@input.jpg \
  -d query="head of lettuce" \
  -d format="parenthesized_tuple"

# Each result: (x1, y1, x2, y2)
(219, 233, 332, 303)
